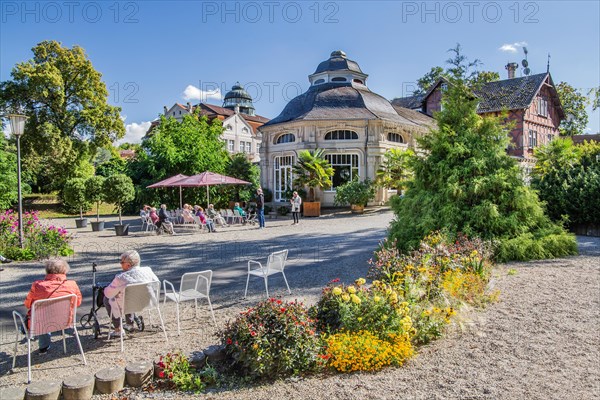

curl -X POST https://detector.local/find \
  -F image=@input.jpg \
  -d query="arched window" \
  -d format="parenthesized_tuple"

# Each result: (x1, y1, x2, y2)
(325, 130, 358, 140)
(387, 133, 404, 143)
(353, 79, 364, 84)
(331, 77, 347, 82)
(314, 79, 325, 84)
(275, 133, 296, 144)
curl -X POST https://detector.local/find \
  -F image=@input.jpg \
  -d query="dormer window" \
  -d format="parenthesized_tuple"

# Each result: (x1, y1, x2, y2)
(242, 127, 249, 134)
(225, 125, 232, 131)
(275, 133, 296, 144)
(387, 133, 404, 143)
(353, 79, 364, 84)
(314, 79, 325, 84)
(331, 77, 347, 82)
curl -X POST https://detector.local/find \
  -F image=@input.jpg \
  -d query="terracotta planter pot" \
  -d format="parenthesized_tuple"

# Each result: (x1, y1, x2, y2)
(351, 204, 365, 214)
(303, 201, 321, 217)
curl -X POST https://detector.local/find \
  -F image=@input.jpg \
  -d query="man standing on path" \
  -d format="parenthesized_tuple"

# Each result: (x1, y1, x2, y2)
(256, 188, 265, 229)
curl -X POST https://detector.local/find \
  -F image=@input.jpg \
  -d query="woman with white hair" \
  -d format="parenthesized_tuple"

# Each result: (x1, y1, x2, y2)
(23, 259, 82, 353)
(103, 250, 158, 335)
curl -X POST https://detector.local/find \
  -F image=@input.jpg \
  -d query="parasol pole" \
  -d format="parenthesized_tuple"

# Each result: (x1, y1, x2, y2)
(179, 186, 183, 209)
(206, 185, 210, 207)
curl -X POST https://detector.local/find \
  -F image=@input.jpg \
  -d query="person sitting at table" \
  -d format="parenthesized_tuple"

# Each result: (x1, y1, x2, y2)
(207, 204, 228, 228)
(23, 259, 82, 353)
(194, 206, 216, 233)
(233, 202, 247, 224)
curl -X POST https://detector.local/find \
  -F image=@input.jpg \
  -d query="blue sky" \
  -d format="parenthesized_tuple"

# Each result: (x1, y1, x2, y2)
(2, 1, 599, 143)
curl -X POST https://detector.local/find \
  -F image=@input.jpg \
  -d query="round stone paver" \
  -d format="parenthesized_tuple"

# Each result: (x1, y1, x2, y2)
(62, 374, 95, 400)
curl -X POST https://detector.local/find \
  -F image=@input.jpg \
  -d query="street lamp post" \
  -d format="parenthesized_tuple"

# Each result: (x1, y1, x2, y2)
(8, 114, 28, 249)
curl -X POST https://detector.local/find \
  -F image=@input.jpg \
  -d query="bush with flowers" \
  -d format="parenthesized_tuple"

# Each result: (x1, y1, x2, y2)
(0, 209, 73, 261)
(219, 298, 322, 380)
(325, 330, 413, 372)
(367, 231, 496, 344)
(155, 351, 206, 392)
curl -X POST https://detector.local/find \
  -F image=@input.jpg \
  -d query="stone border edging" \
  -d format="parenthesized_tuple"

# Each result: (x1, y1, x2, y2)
(10, 345, 227, 399)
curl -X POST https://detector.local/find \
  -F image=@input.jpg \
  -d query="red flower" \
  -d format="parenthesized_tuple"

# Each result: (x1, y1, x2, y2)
(276, 299, 282, 304)
(158, 371, 165, 378)
(280, 307, 286, 312)
(250, 331, 257, 336)
(226, 338, 232, 345)
(168, 372, 174, 379)
(330, 278, 340, 283)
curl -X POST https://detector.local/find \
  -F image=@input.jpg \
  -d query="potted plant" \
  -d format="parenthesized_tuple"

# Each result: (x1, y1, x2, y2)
(85, 175, 106, 231)
(334, 178, 376, 214)
(103, 174, 136, 236)
(292, 149, 334, 217)
(63, 178, 90, 228)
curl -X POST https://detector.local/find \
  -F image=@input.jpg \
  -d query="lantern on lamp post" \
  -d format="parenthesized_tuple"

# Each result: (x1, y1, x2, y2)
(7, 114, 28, 249)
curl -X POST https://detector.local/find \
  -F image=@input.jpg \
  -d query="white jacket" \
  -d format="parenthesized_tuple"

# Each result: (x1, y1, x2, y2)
(103, 266, 159, 317)
(291, 196, 302, 212)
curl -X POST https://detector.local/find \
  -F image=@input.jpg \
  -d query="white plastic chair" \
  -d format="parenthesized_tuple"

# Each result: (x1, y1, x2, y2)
(225, 209, 235, 224)
(233, 209, 245, 224)
(163, 270, 216, 335)
(244, 249, 291, 298)
(12, 294, 87, 383)
(140, 215, 148, 231)
(108, 281, 168, 352)
(146, 217, 157, 232)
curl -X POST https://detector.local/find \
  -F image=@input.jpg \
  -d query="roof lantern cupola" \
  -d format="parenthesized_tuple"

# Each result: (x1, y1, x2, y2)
(308, 50, 369, 87)
(223, 82, 256, 116)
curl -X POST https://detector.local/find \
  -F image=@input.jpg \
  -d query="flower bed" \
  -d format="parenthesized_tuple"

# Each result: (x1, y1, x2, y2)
(0, 209, 74, 261)
(156, 232, 497, 391)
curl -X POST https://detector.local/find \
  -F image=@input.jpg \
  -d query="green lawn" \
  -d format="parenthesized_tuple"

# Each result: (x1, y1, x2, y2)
(22, 194, 124, 219)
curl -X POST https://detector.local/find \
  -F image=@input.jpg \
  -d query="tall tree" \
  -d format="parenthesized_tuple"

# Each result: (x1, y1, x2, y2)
(0, 135, 18, 210)
(556, 82, 589, 136)
(0, 40, 125, 191)
(389, 45, 576, 261)
(225, 153, 260, 202)
(413, 45, 498, 95)
(129, 112, 230, 208)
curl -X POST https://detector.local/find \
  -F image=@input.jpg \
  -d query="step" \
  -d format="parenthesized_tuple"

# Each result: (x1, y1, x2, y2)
(125, 361, 153, 387)
(25, 381, 61, 400)
(94, 366, 125, 394)
(0, 386, 25, 400)
(62, 374, 95, 400)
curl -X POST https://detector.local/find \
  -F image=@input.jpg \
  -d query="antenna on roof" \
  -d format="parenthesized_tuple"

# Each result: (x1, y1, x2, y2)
(547, 53, 551, 73)
(522, 47, 530, 76)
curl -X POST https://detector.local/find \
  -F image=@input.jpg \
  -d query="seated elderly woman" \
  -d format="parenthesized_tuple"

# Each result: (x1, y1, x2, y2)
(23, 259, 82, 353)
(103, 250, 159, 336)
(233, 202, 247, 224)
(194, 205, 217, 233)
(207, 204, 228, 228)
(181, 204, 195, 224)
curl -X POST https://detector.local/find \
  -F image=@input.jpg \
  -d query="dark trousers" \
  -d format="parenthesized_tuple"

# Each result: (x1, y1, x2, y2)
(292, 211, 299, 223)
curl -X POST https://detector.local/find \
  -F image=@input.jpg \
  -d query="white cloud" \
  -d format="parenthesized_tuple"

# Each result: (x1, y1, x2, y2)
(116, 120, 152, 145)
(182, 85, 222, 102)
(499, 41, 528, 53)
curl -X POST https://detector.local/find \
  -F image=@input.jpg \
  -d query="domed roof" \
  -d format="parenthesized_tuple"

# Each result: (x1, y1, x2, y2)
(223, 82, 253, 101)
(313, 50, 364, 74)
(223, 82, 255, 115)
(263, 82, 417, 126)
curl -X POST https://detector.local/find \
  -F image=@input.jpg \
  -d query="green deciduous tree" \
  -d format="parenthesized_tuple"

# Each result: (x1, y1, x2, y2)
(0, 40, 125, 192)
(85, 175, 105, 222)
(62, 178, 90, 218)
(0, 135, 17, 210)
(224, 153, 260, 203)
(103, 174, 135, 225)
(556, 82, 589, 136)
(128, 112, 230, 208)
(292, 149, 334, 202)
(389, 46, 577, 262)
(531, 138, 600, 226)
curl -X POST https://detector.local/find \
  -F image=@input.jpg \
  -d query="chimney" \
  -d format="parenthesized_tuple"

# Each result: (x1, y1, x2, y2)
(505, 62, 518, 79)
(163, 106, 168, 115)
(187, 102, 192, 112)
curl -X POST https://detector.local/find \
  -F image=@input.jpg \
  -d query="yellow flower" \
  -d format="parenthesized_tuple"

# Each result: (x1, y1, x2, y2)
(332, 287, 343, 296)
(423, 309, 431, 316)
(355, 278, 366, 286)
(357, 317, 362, 322)
(347, 286, 357, 294)
(341, 293, 350, 302)
(373, 295, 381, 303)
(351, 294, 361, 304)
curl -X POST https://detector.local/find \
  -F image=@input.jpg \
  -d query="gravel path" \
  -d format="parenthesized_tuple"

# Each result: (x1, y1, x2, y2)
(1, 211, 598, 399)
